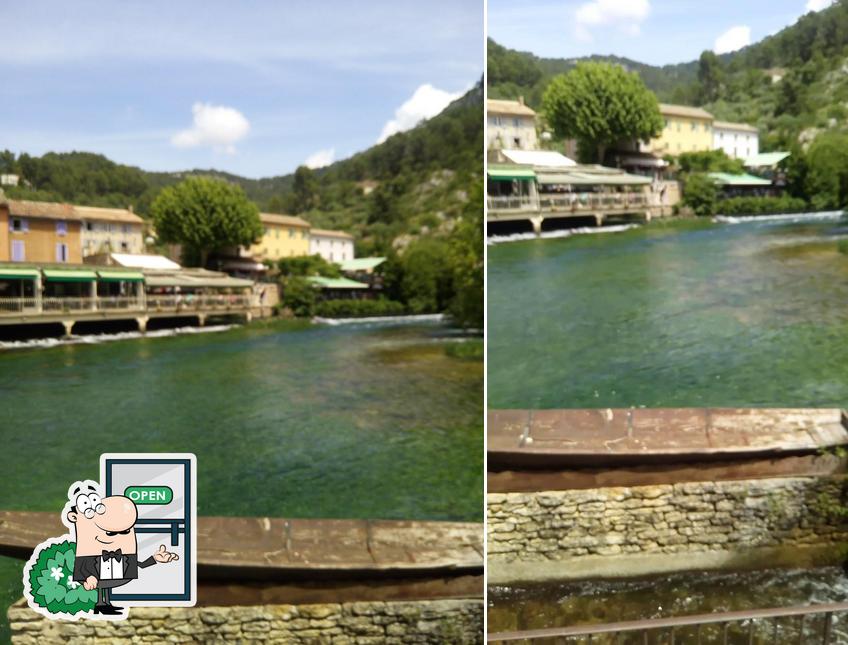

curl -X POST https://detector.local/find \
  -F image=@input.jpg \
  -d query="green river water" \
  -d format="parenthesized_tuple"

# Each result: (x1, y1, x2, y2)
(0, 319, 482, 640)
(488, 213, 848, 409)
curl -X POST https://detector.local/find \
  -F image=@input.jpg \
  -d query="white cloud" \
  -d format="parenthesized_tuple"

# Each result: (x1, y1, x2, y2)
(574, 0, 650, 41)
(806, 0, 834, 11)
(377, 84, 462, 143)
(304, 147, 335, 169)
(714, 25, 751, 55)
(171, 103, 250, 154)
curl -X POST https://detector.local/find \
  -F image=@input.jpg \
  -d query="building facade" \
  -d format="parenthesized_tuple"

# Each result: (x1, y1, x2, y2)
(642, 104, 715, 156)
(487, 98, 538, 150)
(713, 121, 759, 159)
(0, 200, 83, 263)
(309, 229, 355, 263)
(248, 213, 311, 260)
(77, 205, 145, 257)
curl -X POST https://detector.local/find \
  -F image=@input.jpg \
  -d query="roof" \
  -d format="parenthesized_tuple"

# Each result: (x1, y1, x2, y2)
(659, 103, 714, 120)
(538, 167, 652, 186)
(744, 151, 791, 167)
(340, 257, 386, 272)
(487, 99, 536, 117)
(144, 270, 253, 288)
(306, 276, 369, 290)
(310, 228, 355, 240)
(259, 212, 311, 228)
(1, 199, 142, 223)
(707, 172, 773, 186)
(501, 149, 576, 168)
(713, 120, 759, 133)
(72, 205, 143, 224)
(109, 253, 182, 270)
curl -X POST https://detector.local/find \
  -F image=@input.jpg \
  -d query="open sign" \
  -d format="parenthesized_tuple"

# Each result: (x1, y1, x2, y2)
(124, 485, 173, 505)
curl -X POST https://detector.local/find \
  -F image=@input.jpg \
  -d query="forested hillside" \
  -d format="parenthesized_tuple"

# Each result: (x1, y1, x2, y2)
(488, 1, 848, 150)
(0, 81, 482, 255)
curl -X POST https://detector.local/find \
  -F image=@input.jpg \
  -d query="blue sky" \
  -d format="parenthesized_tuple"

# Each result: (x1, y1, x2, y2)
(488, 0, 834, 66)
(0, 1, 482, 178)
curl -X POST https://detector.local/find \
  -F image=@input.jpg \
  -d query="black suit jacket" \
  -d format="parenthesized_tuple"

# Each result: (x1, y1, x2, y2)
(73, 552, 156, 582)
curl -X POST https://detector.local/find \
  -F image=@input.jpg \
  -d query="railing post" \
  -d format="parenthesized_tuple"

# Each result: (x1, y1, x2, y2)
(822, 612, 833, 644)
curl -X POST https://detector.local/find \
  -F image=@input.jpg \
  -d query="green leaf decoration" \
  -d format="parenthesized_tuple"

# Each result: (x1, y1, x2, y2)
(27, 540, 97, 615)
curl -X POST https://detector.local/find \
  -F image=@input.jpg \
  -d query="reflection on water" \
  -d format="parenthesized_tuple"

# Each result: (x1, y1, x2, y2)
(488, 215, 848, 409)
(488, 567, 848, 643)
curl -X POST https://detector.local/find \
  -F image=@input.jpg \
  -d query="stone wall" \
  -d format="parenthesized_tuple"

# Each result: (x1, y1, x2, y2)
(488, 477, 848, 563)
(9, 598, 483, 644)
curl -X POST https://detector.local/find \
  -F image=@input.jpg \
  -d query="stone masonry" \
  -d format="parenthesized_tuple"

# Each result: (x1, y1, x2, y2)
(488, 477, 848, 562)
(9, 598, 483, 644)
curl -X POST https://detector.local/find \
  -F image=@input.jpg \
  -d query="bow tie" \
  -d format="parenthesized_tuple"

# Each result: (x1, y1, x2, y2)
(101, 549, 123, 562)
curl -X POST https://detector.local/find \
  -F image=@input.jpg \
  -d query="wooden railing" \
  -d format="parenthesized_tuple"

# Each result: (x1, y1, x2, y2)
(487, 192, 651, 214)
(0, 294, 254, 316)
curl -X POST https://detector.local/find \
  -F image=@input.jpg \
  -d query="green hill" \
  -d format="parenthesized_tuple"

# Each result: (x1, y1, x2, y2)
(0, 80, 482, 255)
(488, 1, 848, 150)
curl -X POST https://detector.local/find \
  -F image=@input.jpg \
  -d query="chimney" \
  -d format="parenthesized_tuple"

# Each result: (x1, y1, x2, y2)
(128, 205, 133, 213)
(518, 96, 525, 106)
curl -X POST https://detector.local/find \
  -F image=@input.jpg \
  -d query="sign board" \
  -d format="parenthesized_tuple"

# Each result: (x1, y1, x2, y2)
(100, 453, 197, 607)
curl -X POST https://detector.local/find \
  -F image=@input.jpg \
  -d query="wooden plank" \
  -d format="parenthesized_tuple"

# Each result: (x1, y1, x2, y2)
(488, 408, 848, 468)
(0, 512, 482, 581)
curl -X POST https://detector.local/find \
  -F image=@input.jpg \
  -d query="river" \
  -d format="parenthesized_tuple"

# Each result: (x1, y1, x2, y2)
(488, 213, 848, 409)
(0, 318, 482, 639)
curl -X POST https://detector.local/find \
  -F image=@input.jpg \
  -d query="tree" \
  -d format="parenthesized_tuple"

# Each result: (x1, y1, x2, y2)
(682, 173, 718, 217)
(400, 238, 454, 314)
(804, 133, 848, 210)
(150, 176, 262, 267)
(277, 254, 341, 278)
(542, 62, 664, 163)
(696, 51, 723, 104)
(677, 150, 744, 174)
(280, 276, 317, 317)
(290, 165, 320, 213)
(448, 181, 483, 329)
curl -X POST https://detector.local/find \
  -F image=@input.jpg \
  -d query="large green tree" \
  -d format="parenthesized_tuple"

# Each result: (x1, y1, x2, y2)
(448, 181, 483, 329)
(804, 133, 848, 210)
(150, 176, 262, 267)
(696, 50, 723, 104)
(542, 62, 664, 163)
(289, 165, 320, 213)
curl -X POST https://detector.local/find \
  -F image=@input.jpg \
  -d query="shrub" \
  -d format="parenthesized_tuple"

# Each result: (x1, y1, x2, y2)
(718, 195, 808, 216)
(314, 299, 406, 318)
(26, 540, 98, 616)
(281, 277, 317, 317)
(682, 173, 719, 217)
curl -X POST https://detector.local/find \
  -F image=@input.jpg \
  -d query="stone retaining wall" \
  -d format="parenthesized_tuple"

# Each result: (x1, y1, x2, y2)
(488, 477, 848, 563)
(9, 598, 483, 644)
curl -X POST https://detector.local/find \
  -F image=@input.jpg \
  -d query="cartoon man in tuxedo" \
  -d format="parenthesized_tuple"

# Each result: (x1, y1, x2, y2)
(67, 482, 179, 615)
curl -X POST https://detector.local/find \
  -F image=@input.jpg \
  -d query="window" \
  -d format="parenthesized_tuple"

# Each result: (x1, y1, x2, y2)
(289, 228, 295, 238)
(10, 217, 27, 232)
(56, 243, 68, 263)
(513, 118, 520, 127)
(122, 224, 131, 234)
(677, 123, 681, 132)
(513, 137, 520, 146)
(121, 242, 129, 251)
(85, 221, 94, 231)
(664, 119, 669, 129)
(56, 220, 67, 236)
(275, 228, 279, 239)
(11, 240, 25, 262)
(691, 122, 697, 132)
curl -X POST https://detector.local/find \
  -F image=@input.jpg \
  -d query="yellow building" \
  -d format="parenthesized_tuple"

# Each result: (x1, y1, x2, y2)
(0, 199, 83, 263)
(644, 104, 715, 156)
(248, 213, 311, 260)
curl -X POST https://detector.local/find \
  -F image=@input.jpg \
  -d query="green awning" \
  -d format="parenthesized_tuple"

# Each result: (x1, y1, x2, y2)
(487, 166, 536, 181)
(339, 257, 386, 272)
(97, 270, 144, 282)
(306, 276, 369, 289)
(538, 171, 651, 186)
(0, 268, 40, 280)
(43, 269, 98, 282)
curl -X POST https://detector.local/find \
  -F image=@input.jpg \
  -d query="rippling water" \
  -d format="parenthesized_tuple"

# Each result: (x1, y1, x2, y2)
(488, 213, 848, 409)
(489, 567, 848, 643)
(0, 319, 482, 638)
